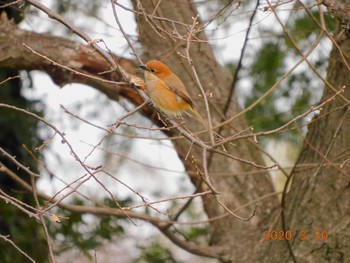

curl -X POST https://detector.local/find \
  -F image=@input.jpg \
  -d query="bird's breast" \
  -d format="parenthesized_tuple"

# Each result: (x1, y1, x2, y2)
(144, 73, 191, 116)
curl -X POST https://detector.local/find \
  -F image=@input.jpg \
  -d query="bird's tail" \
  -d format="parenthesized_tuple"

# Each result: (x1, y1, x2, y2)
(189, 107, 209, 130)
(188, 107, 222, 146)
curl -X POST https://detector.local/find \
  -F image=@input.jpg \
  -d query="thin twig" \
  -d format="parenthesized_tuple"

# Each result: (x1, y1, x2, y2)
(4, 165, 226, 259)
(0, 147, 40, 178)
(22, 43, 127, 86)
(200, 149, 220, 195)
(222, 0, 259, 116)
(0, 187, 39, 219)
(30, 172, 56, 262)
(0, 103, 135, 223)
(122, 191, 211, 211)
(0, 235, 36, 263)
(0, 75, 20, 85)
(213, 86, 346, 146)
(25, 0, 130, 81)
(110, 0, 143, 64)
(184, 14, 215, 145)
(82, 101, 148, 163)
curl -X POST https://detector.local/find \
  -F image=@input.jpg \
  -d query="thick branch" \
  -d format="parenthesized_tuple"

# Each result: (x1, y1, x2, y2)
(0, 15, 142, 106)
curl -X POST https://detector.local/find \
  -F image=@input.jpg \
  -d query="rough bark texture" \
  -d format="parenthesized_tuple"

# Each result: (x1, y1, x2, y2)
(265, 29, 350, 263)
(134, 1, 278, 262)
(1, 0, 349, 262)
(0, 15, 143, 107)
(276, 35, 350, 262)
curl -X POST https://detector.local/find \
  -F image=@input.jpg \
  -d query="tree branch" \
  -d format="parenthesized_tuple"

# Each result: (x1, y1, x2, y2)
(0, 159, 227, 260)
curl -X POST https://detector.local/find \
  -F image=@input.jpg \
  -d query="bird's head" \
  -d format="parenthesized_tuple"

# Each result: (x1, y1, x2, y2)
(139, 60, 172, 79)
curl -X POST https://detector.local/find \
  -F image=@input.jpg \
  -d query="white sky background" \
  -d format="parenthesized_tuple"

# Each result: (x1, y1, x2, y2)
(17, 0, 330, 261)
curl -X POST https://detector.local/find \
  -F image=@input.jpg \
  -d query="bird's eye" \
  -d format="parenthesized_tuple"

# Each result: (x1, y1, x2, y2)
(150, 68, 156, 73)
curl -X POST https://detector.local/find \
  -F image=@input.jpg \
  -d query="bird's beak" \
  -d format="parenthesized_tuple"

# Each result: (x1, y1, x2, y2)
(139, 65, 147, 71)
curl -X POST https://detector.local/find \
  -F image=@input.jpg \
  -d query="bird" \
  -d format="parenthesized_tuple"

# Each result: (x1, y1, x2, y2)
(139, 60, 208, 127)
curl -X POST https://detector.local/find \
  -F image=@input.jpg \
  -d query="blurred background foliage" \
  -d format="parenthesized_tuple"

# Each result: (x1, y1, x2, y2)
(0, 0, 338, 262)
(1, 3, 46, 262)
(134, 242, 178, 263)
(0, 70, 47, 261)
(51, 200, 125, 257)
(240, 3, 337, 144)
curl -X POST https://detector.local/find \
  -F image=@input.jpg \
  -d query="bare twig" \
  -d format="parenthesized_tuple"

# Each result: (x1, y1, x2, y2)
(0, 235, 36, 263)
(184, 14, 215, 145)
(22, 43, 127, 86)
(25, 0, 130, 81)
(122, 190, 211, 211)
(4, 165, 226, 259)
(0, 187, 39, 219)
(30, 171, 56, 262)
(0, 75, 20, 85)
(0, 103, 134, 222)
(110, 0, 142, 64)
(222, 0, 259, 116)
(213, 86, 347, 146)
(82, 101, 148, 162)
(0, 147, 40, 178)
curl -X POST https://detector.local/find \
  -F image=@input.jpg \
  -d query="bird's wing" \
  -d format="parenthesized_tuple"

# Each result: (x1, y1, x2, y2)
(163, 74, 194, 108)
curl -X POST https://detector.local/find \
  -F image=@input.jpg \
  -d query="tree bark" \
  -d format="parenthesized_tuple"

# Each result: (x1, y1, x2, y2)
(269, 34, 350, 262)
(1, 0, 349, 262)
(0, 14, 143, 107)
(134, 1, 278, 262)
(1, 2, 279, 261)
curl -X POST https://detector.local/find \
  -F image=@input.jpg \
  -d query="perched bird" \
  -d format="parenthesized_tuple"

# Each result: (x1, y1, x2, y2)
(139, 60, 207, 127)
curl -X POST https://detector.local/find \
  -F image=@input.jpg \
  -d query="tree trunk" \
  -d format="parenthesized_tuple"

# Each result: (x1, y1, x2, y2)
(133, 1, 350, 261)
(268, 34, 350, 262)
(134, 1, 278, 262)
(1, 0, 349, 262)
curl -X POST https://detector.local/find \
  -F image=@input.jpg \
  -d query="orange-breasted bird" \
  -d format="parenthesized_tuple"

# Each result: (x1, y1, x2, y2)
(139, 60, 207, 127)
